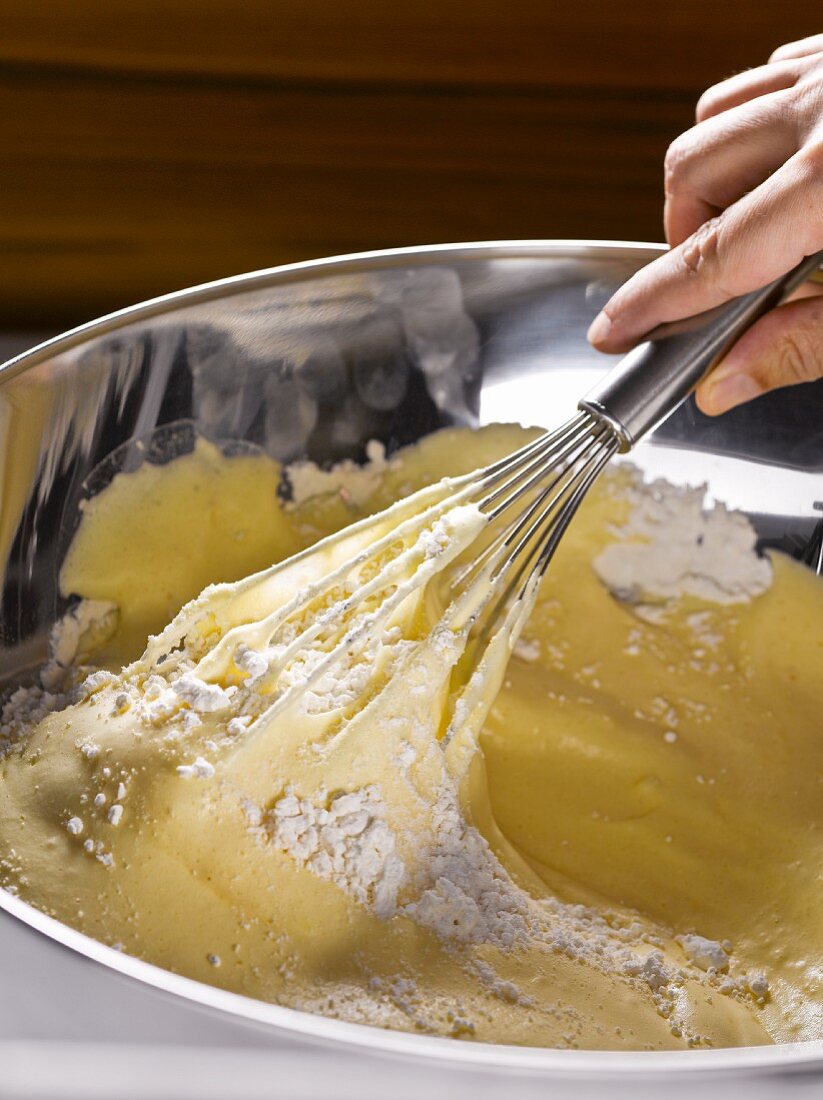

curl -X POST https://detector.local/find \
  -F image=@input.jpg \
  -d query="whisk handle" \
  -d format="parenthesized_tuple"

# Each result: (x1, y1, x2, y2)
(578, 249, 823, 452)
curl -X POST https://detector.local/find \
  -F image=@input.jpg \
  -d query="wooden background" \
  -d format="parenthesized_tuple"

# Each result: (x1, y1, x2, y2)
(0, 2, 816, 329)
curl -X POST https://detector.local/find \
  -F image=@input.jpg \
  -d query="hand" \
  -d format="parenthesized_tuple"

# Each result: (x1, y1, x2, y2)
(587, 34, 823, 416)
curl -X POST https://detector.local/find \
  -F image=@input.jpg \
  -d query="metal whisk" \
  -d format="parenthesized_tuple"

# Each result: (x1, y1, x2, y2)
(428, 248, 823, 639)
(150, 250, 822, 723)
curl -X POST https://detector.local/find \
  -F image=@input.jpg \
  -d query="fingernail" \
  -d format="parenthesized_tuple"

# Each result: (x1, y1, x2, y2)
(703, 355, 741, 385)
(587, 311, 612, 346)
(701, 373, 762, 415)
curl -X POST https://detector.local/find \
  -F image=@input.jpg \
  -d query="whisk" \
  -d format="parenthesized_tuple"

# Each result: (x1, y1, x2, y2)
(147, 251, 822, 730)
(457, 247, 823, 610)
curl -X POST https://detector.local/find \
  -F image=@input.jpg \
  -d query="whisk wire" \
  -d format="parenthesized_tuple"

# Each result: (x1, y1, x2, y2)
(447, 416, 602, 593)
(205, 410, 622, 736)
(451, 416, 604, 592)
(492, 429, 612, 590)
(480, 415, 592, 513)
(535, 436, 618, 578)
(474, 413, 588, 485)
(464, 427, 617, 643)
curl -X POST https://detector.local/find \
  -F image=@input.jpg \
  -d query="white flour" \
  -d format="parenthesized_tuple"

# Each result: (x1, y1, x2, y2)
(594, 474, 772, 605)
(0, 452, 777, 1044)
(266, 786, 405, 920)
(402, 787, 531, 948)
(1, 598, 119, 756)
(677, 933, 729, 972)
(0, 683, 71, 756)
(286, 440, 389, 508)
(40, 598, 118, 690)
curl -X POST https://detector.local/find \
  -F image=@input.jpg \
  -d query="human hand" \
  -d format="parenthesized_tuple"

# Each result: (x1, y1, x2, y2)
(587, 34, 823, 416)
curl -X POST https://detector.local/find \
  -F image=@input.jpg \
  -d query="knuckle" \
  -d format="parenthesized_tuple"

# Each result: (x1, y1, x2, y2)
(664, 135, 696, 193)
(770, 83, 799, 110)
(776, 330, 819, 385)
(679, 216, 724, 277)
(796, 137, 823, 179)
(797, 53, 823, 79)
(695, 86, 723, 121)
(780, 78, 816, 117)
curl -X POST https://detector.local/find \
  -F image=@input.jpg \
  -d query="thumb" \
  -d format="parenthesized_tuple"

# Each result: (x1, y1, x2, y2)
(695, 293, 823, 415)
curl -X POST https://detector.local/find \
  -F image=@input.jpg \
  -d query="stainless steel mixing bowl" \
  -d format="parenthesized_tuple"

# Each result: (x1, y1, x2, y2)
(0, 242, 821, 1099)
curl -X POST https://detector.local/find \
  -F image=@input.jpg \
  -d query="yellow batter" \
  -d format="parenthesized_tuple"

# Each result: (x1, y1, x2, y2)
(0, 424, 821, 1051)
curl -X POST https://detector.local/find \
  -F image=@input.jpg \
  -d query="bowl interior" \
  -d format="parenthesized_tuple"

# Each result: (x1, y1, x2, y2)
(1, 242, 822, 1074)
(3, 242, 822, 682)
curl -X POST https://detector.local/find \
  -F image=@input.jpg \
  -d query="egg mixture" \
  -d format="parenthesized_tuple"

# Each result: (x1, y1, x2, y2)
(0, 424, 820, 1051)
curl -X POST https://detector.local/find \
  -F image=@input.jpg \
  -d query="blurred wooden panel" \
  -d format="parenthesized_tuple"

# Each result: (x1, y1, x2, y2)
(0, 4, 816, 328)
(2, 1, 816, 90)
(0, 69, 686, 328)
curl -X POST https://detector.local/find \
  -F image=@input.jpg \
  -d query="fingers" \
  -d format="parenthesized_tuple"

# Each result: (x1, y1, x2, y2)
(770, 35, 823, 62)
(588, 35, 823, 415)
(664, 90, 799, 244)
(696, 60, 802, 122)
(695, 291, 823, 415)
(663, 194, 722, 253)
(588, 151, 821, 354)
(672, 47, 823, 245)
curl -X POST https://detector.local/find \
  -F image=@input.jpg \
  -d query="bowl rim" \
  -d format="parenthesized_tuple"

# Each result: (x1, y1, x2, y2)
(0, 239, 665, 383)
(2, 239, 820, 1076)
(3, 888, 822, 1076)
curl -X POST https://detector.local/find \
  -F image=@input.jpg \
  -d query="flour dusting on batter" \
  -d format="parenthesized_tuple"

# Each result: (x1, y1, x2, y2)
(1, 425, 820, 1051)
